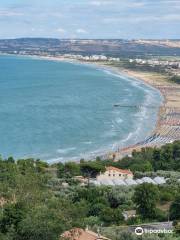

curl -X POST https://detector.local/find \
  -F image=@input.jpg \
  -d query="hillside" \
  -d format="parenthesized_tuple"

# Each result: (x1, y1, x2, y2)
(0, 38, 180, 57)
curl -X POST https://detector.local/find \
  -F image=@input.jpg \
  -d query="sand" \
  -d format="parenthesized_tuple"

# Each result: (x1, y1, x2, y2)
(20, 54, 180, 160)
(104, 66, 180, 159)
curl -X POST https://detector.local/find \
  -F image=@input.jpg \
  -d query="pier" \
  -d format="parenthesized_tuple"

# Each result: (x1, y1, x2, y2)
(113, 104, 158, 109)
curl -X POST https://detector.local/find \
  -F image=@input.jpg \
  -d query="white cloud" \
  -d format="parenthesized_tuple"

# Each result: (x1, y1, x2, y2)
(89, 1, 113, 6)
(90, 0, 180, 9)
(31, 27, 44, 32)
(162, 14, 180, 21)
(131, 2, 146, 7)
(103, 13, 180, 24)
(48, 13, 63, 18)
(0, 9, 24, 17)
(56, 28, 66, 33)
(76, 28, 88, 34)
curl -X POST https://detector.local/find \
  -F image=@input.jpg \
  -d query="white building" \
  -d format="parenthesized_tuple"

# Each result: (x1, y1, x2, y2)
(97, 166, 133, 181)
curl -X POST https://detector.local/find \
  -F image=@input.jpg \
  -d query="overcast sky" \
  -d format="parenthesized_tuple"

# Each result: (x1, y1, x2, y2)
(0, 0, 180, 39)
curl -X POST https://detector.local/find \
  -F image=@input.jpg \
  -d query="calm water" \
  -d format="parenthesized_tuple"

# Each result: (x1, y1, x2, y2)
(0, 55, 162, 162)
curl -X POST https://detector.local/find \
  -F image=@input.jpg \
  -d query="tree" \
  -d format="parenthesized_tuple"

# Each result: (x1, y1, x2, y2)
(80, 162, 105, 185)
(83, 216, 101, 228)
(160, 144, 174, 170)
(133, 183, 159, 219)
(6, 157, 15, 164)
(100, 207, 124, 225)
(89, 203, 106, 216)
(170, 194, 180, 220)
(172, 141, 180, 171)
(0, 202, 26, 234)
(57, 163, 65, 178)
(57, 162, 81, 179)
(64, 162, 81, 178)
(18, 205, 66, 240)
(152, 148, 161, 171)
(130, 161, 153, 172)
(117, 141, 180, 172)
(106, 187, 133, 209)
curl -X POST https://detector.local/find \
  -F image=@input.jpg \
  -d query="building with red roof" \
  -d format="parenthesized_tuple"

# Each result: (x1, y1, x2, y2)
(61, 228, 110, 240)
(97, 166, 133, 181)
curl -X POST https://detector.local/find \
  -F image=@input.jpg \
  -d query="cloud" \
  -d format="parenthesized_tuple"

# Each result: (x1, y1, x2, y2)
(89, 0, 180, 9)
(31, 27, 44, 32)
(0, 9, 24, 17)
(103, 13, 180, 24)
(48, 12, 63, 18)
(76, 28, 88, 34)
(162, 14, 180, 21)
(143, 0, 180, 4)
(56, 28, 66, 33)
(0, 0, 180, 39)
(89, 1, 113, 6)
(130, 2, 146, 7)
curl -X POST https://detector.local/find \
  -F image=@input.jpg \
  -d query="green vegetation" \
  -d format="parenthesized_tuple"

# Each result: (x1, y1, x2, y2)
(0, 141, 180, 239)
(110, 59, 180, 86)
(170, 75, 180, 84)
(170, 194, 180, 220)
(110, 59, 168, 75)
(133, 183, 160, 219)
(101, 227, 179, 240)
(57, 159, 105, 179)
(106, 141, 180, 172)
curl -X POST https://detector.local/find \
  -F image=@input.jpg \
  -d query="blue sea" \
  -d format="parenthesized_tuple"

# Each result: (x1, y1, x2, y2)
(0, 55, 162, 162)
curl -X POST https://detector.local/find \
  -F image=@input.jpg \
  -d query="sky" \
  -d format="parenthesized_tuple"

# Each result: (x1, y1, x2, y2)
(0, 0, 180, 39)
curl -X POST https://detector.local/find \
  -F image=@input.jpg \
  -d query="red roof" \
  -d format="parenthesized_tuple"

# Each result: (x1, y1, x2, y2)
(106, 166, 133, 175)
(61, 228, 109, 240)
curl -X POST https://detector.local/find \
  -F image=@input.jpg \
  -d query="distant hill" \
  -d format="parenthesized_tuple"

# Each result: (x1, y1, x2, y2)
(0, 38, 180, 57)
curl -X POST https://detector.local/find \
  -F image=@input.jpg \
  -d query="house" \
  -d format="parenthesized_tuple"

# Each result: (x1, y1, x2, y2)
(97, 166, 133, 181)
(61, 228, 110, 240)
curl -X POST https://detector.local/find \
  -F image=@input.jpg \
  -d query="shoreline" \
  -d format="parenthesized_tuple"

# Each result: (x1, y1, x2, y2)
(106, 66, 180, 159)
(54, 57, 180, 159)
(2, 53, 180, 161)
(30, 55, 165, 159)
(36, 55, 180, 160)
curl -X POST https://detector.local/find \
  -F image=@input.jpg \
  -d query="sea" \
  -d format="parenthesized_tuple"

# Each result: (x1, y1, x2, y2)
(0, 55, 162, 163)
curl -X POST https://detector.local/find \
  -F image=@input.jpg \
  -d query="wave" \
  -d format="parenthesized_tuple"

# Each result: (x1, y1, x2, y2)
(102, 68, 162, 98)
(57, 147, 76, 154)
(40, 62, 163, 163)
(47, 95, 161, 164)
(83, 141, 93, 145)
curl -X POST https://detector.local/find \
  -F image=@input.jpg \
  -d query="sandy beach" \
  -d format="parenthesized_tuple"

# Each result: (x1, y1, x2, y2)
(65, 58, 180, 159)
(103, 66, 180, 159)
(18, 54, 180, 160)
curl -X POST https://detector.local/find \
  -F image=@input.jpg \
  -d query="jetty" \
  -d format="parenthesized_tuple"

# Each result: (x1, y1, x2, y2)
(113, 104, 158, 109)
(109, 71, 180, 161)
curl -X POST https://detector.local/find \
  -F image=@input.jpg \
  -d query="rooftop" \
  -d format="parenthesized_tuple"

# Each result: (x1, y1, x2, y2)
(61, 228, 109, 240)
(106, 166, 133, 175)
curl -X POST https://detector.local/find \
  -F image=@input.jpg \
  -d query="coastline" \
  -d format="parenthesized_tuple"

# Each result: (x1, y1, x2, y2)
(104, 65, 180, 159)
(56, 58, 180, 159)
(3, 53, 180, 161)
(32, 56, 165, 159)
(36, 55, 180, 159)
